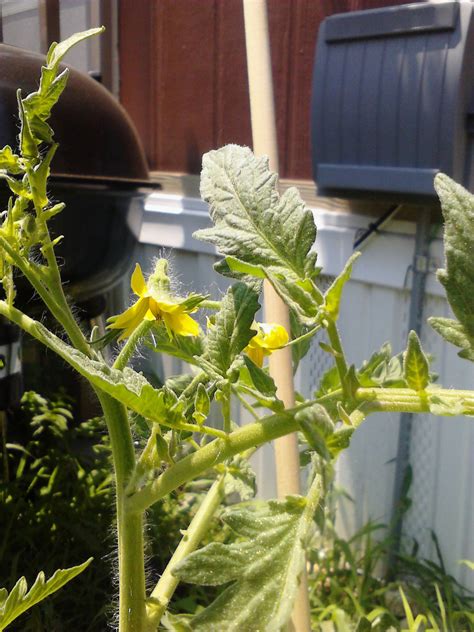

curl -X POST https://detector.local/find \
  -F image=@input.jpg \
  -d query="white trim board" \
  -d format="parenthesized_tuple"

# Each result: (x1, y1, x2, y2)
(140, 191, 446, 297)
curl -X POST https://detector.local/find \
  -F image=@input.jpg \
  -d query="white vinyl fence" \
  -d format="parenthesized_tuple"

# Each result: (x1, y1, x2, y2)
(132, 189, 474, 590)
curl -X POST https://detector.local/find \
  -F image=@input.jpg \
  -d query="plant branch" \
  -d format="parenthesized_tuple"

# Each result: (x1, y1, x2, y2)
(126, 411, 298, 514)
(113, 321, 154, 370)
(325, 320, 351, 400)
(146, 475, 226, 627)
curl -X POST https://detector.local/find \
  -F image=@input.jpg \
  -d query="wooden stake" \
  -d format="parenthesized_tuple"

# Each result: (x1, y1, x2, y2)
(242, 2, 311, 630)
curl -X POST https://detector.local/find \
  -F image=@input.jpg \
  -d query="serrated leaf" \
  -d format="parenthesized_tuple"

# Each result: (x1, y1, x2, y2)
(193, 383, 210, 425)
(16, 315, 190, 430)
(46, 28, 105, 74)
(224, 458, 256, 501)
(429, 317, 474, 362)
(23, 69, 69, 122)
(327, 427, 354, 457)
(149, 325, 205, 365)
(324, 252, 360, 320)
(174, 485, 321, 632)
(195, 145, 321, 323)
(433, 174, 474, 360)
(296, 404, 334, 438)
(357, 342, 392, 387)
(30, 144, 57, 208)
(20, 28, 103, 150)
(0, 559, 91, 630)
(205, 282, 260, 377)
(215, 256, 266, 280)
(403, 331, 430, 391)
(240, 355, 277, 396)
(0, 146, 23, 175)
(371, 353, 407, 388)
(16, 92, 38, 160)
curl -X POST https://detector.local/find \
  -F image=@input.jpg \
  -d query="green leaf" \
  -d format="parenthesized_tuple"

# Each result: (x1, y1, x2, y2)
(327, 427, 354, 458)
(23, 69, 69, 122)
(403, 331, 430, 391)
(429, 317, 474, 362)
(289, 310, 313, 371)
(357, 343, 392, 387)
(324, 252, 360, 320)
(21, 28, 104, 147)
(193, 384, 210, 425)
(224, 457, 256, 502)
(174, 485, 321, 632)
(19, 317, 188, 430)
(0, 146, 23, 175)
(240, 355, 277, 397)
(0, 559, 91, 630)
(149, 325, 205, 365)
(296, 404, 334, 438)
(195, 145, 321, 323)
(205, 282, 260, 377)
(432, 174, 474, 360)
(30, 144, 57, 208)
(215, 256, 266, 280)
(46, 27, 105, 74)
(370, 353, 407, 388)
(460, 559, 474, 572)
(16, 92, 38, 160)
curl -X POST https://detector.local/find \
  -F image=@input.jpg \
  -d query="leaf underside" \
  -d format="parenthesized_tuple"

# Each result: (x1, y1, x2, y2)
(430, 174, 474, 361)
(173, 498, 313, 632)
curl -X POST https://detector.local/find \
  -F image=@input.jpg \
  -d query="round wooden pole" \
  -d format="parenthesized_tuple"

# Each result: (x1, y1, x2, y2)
(242, 1, 311, 630)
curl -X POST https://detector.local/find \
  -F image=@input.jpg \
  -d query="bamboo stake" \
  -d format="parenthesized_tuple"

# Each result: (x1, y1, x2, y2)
(242, 2, 311, 630)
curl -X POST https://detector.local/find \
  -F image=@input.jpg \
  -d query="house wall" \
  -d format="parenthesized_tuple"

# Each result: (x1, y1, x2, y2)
(118, 0, 416, 179)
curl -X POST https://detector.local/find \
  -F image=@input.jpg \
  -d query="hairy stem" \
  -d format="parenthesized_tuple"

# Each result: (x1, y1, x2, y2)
(326, 320, 351, 400)
(97, 393, 147, 632)
(113, 321, 154, 371)
(126, 411, 298, 514)
(146, 475, 226, 627)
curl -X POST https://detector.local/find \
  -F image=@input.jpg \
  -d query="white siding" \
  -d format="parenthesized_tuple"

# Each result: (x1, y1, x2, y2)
(137, 192, 474, 589)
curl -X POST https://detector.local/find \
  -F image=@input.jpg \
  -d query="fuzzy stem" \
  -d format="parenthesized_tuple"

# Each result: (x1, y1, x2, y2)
(25, 166, 90, 356)
(325, 320, 351, 401)
(126, 411, 298, 514)
(146, 475, 226, 627)
(113, 321, 154, 370)
(97, 393, 147, 632)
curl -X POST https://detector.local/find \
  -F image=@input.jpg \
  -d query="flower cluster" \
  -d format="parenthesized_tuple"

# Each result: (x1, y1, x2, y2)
(108, 263, 200, 341)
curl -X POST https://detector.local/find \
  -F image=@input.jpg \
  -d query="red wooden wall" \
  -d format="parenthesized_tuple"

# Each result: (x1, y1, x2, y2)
(119, 0, 413, 180)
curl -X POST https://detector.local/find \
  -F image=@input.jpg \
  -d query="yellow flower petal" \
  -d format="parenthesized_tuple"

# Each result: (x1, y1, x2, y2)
(131, 263, 148, 298)
(258, 323, 289, 350)
(246, 346, 264, 367)
(154, 299, 182, 314)
(108, 297, 149, 339)
(162, 310, 200, 337)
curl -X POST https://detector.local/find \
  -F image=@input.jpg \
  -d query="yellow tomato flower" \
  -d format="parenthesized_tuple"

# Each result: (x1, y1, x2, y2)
(108, 263, 200, 341)
(245, 322, 289, 367)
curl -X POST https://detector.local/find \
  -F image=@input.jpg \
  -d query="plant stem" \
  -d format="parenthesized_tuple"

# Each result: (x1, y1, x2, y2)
(126, 411, 297, 514)
(357, 387, 474, 414)
(200, 299, 221, 310)
(25, 167, 90, 356)
(113, 321, 154, 370)
(97, 392, 147, 632)
(222, 383, 232, 433)
(146, 475, 226, 627)
(326, 320, 351, 400)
